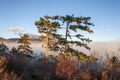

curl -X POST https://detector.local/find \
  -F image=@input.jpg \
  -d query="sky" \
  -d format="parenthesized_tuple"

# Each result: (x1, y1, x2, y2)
(0, 0, 120, 41)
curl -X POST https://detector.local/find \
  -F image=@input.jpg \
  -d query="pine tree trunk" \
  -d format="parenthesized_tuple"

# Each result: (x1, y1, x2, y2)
(65, 22, 69, 52)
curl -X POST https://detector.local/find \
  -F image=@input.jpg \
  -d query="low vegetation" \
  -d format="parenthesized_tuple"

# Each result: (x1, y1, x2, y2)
(0, 42, 120, 80)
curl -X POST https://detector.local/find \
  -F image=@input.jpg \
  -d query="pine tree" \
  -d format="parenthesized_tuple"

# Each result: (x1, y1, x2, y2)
(51, 15, 94, 59)
(10, 47, 19, 55)
(18, 34, 33, 56)
(0, 42, 9, 54)
(35, 15, 60, 58)
(35, 15, 94, 60)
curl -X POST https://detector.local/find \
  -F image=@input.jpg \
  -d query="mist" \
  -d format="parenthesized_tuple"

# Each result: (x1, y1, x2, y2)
(1, 40, 120, 57)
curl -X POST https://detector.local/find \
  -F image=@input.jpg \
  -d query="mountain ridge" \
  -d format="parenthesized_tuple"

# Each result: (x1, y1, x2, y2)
(0, 36, 42, 42)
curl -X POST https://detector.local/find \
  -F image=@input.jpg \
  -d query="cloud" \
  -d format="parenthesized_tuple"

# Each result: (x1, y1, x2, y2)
(103, 29, 112, 32)
(7, 27, 41, 38)
(8, 27, 24, 32)
(26, 32, 40, 38)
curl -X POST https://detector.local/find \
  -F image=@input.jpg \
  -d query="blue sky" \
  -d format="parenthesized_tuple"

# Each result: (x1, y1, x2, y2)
(0, 0, 120, 41)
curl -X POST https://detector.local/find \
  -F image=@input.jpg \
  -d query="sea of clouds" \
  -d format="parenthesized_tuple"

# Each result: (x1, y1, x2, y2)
(1, 40, 120, 58)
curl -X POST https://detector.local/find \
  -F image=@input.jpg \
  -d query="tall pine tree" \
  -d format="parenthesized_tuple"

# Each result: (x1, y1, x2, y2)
(35, 15, 94, 60)
(51, 15, 94, 58)
(18, 34, 33, 56)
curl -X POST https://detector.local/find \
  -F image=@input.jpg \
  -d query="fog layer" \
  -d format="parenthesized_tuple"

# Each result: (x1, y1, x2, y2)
(1, 41, 120, 57)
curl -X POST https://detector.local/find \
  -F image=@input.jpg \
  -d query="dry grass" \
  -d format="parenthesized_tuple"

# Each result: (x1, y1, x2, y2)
(0, 49, 120, 80)
(0, 55, 21, 80)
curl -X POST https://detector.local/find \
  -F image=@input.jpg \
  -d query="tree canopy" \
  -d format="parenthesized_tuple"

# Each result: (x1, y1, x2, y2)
(35, 15, 94, 60)
(18, 34, 33, 55)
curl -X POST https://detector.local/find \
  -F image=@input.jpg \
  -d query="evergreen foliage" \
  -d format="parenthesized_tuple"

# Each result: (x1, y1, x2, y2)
(0, 42, 9, 54)
(18, 34, 33, 56)
(35, 15, 94, 60)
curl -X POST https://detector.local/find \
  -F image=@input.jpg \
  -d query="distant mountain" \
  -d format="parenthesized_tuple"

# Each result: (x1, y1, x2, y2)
(8, 38, 19, 41)
(0, 37, 41, 42)
(8, 38, 38, 42)
(0, 37, 6, 42)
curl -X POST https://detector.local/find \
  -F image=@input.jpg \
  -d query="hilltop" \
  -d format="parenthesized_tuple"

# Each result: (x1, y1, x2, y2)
(0, 37, 42, 42)
(0, 37, 6, 42)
